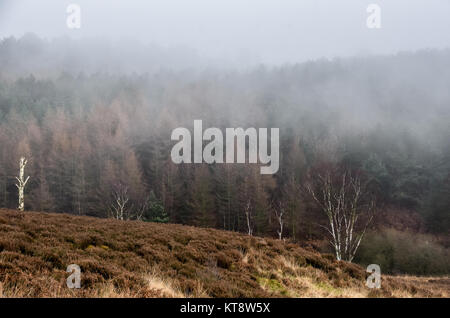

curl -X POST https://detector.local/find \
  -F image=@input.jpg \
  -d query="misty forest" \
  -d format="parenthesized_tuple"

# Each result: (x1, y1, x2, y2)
(0, 35, 449, 275)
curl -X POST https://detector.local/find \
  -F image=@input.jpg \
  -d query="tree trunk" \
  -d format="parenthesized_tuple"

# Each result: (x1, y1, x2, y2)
(15, 157, 30, 212)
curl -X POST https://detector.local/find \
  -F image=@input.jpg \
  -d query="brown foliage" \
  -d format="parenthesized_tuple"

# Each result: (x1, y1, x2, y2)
(0, 209, 447, 298)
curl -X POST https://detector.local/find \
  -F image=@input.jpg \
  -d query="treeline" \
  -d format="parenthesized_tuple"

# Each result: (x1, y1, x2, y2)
(0, 36, 449, 242)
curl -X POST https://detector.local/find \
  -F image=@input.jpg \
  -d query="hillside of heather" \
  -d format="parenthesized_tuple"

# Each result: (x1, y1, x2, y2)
(0, 209, 448, 298)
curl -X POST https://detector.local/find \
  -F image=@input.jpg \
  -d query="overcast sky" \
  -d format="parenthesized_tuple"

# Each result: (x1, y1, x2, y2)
(0, 0, 449, 65)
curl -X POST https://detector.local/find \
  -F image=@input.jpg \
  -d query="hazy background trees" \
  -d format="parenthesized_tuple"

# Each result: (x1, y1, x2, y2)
(0, 35, 449, 272)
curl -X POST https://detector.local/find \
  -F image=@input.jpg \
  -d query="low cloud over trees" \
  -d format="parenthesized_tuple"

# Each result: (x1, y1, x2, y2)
(0, 37, 449, 265)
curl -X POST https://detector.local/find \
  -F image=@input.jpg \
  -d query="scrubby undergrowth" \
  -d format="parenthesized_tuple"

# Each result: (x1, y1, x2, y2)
(0, 209, 447, 298)
(355, 228, 450, 276)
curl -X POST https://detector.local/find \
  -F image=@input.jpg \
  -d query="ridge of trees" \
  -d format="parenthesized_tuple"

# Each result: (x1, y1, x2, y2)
(0, 40, 449, 245)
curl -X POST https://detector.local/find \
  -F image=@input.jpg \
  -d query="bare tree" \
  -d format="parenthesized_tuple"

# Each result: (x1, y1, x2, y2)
(274, 202, 285, 240)
(306, 170, 375, 262)
(135, 196, 151, 221)
(15, 157, 30, 211)
(110, 183, 130, 220)
(244, 200, 253, 236)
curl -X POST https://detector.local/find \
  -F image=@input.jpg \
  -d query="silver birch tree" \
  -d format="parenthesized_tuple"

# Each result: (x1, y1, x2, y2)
(274, 202, 285, 240)
(306, 170, 375, 262)
(245, 200, 253, 236)
(15, 157, 30, 211)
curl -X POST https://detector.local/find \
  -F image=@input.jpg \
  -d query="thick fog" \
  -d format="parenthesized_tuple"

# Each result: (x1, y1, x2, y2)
(0, 0, 449, 268)
(1, 0, 450, 66)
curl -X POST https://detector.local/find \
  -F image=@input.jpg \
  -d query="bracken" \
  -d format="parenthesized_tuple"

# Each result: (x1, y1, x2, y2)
(0, 209, 447, 298)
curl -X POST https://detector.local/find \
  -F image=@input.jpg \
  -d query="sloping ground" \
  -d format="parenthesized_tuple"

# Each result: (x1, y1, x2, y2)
(0, 209, 447, 298)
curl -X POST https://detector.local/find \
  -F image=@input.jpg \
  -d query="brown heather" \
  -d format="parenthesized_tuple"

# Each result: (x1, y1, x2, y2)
(0, 209, 448, 298)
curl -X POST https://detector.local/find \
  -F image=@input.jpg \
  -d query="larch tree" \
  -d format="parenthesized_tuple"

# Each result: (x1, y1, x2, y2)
(188, 165, 216, 227)
(282, 175, 303, 240)
(215, 165, 239, 231)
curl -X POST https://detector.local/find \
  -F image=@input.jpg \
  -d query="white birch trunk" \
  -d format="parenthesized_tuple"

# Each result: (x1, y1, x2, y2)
(275, 203, 284, 240)
(111, 185, 129, 220)
(245, 200, 252, 236)
(15, 157, 30, 212)
(306, 171, 374, 262)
